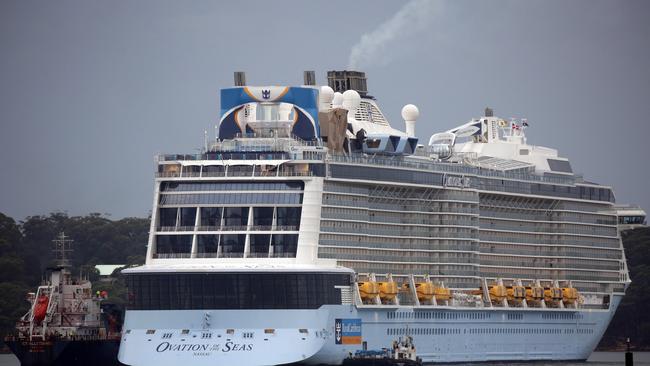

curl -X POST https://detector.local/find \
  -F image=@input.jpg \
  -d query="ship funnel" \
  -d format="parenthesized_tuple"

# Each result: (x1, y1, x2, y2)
(234, 71, 246, 86)
(327, 70, 369, 97)
(303, 71, 316, 86)
(484, 107, 494, 117)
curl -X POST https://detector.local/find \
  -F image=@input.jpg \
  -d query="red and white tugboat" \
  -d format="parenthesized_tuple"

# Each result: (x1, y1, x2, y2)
(4, 233, 123, 366)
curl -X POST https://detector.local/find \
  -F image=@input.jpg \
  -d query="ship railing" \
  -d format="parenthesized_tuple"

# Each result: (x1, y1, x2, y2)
(153, 253, 192, 259)
(327, 153, 576, 185)
(154, 169, 315, 179)
(176, 225, 298, 232)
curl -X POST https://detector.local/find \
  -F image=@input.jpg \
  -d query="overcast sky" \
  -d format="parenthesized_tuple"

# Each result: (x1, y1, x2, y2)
(1, 0, 649, 220)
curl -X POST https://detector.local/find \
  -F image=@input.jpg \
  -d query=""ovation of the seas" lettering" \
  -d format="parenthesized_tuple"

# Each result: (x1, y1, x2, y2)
(156, 341, 253, 353)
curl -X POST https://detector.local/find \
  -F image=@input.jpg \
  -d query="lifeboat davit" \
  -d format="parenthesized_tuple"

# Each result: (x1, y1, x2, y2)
(433, 286, 452, 301)
(33, 295, 49, 324)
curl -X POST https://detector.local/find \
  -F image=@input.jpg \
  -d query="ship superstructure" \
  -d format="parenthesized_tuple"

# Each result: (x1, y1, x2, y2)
(118, 70, 641, 365)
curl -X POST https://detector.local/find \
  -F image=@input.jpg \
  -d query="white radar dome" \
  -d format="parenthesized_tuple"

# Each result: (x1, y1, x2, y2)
(401, 104, 420, 121)
(319, 86, 334, 103)
(332, 92, 344, 107)
(342, 90, 361, 111)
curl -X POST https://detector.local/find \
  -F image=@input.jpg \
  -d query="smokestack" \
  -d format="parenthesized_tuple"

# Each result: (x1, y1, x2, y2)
(234, 72, 246, 86)
(484, 107, 493, 117)
(303, 71, 316, 86)
(326, 70, 369, 97)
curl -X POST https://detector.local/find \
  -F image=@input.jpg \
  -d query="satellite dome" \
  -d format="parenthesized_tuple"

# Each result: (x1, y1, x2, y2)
(342, 90, 361, 111)
(320, 86, 334, 103)
(332, 92, 344, 107)
(401, 104, 420, 121)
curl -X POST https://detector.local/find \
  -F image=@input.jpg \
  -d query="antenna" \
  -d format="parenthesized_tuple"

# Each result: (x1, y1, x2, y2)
(204, 130, 208, 152)
(52, 232, 73, 268)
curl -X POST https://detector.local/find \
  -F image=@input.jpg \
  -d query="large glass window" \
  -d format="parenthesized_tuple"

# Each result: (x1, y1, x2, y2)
(200, 207, 222, 228)
(179, 207, 196, 228)
(159, 193, 302, 205)
(155, 235, 192, 257)
(253, 207, 274, 227)
(158, 208, 177, 228)
(125, 272, 352, 310)
(220, 234, 245, 257)
(276, 207, 301, 228)
(197, 235, 219, 257)
(271, 234, 298, 257)
(223, 207, 249, 227)
(250, 234, 271, 257)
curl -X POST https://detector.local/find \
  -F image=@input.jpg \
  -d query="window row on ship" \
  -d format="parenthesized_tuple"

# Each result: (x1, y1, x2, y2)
(318, 246, 478, 265)
(320, 222, 477, 239)
(323, 189, 478, 204)
(478, 254, 621, 271)
(479, 266, 621, 283)
(153, 233, 299, 259)
(336, 260, 478, 278)
(479, 216, 618, 236)
(385, 327, 594, 337)
(327, 164, 614, 202)
(321, 204, 617, 235)
(321, 217, 478, 230)
(480, 208, 618, 226)
(480, 195, 613, 213)
(156, 206, 301, 232)
(328, 254, 619, 280)
(322, 207, 478, 226)
(479, 231, 620, 249)
(317, 245, 620, 271)
(480, 243, 622, 260)
(318, 215, 617, 239)
(480, 225, 618, 239)
(125, 272, 351, 310)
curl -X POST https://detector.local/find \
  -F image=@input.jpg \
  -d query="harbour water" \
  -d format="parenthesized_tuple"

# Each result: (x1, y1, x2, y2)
(1, 352, 649, 366)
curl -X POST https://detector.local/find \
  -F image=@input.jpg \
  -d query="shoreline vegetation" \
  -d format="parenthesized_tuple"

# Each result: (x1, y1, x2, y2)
(0, 212, 648, 352)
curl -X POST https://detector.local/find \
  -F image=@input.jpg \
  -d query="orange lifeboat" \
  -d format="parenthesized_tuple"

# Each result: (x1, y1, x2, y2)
(562, 287, 579, 305)
(525, 286, 544, 302)
(377, 281, 398, 301)
(433, 287, 452, 301)
(489, 285, 507, 302)
(415, 282, 435, 302)
(544, 287, 563, 304)
(33, 295, 49, 324)
(358, 281, 379, 301)
(507, 286, 526, 302)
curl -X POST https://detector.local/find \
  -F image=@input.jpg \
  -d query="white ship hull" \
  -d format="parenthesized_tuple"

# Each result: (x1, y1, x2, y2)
(118, 295, 620, 365)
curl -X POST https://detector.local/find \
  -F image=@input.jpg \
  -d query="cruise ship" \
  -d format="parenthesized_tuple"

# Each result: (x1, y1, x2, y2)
(118, 70, 644, 365)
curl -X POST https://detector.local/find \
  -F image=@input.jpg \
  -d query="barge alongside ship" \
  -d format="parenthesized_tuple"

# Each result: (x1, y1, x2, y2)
(117, 70, 644, 365)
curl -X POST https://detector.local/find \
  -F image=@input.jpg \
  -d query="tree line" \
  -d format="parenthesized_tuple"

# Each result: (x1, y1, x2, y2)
(0, 212, 648, 349)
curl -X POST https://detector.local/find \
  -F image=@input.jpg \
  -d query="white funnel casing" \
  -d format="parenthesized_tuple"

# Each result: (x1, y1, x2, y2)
(319, 86, 334, 112)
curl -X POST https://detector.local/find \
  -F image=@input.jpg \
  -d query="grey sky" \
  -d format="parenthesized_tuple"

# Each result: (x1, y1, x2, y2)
(1, 0, 648, 220)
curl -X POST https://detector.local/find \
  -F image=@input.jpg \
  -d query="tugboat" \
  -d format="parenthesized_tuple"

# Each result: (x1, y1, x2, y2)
(3, 233, 123, 366)
(343, 336, 422, 366)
